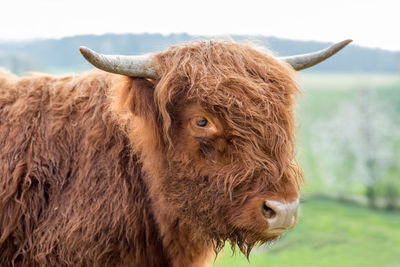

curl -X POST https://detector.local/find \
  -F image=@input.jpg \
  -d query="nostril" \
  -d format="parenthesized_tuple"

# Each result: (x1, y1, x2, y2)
(263, 199, 300, 230)
(262, 202, 276, 219)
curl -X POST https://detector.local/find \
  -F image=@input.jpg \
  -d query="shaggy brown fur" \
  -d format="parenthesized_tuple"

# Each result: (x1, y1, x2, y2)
(0, 41, 301, 266)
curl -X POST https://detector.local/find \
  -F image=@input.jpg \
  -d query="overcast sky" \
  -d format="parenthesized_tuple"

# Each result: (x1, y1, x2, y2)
(1, 0, 399, 51)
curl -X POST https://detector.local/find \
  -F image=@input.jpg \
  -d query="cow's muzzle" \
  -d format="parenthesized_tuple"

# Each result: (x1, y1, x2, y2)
(262, 199, 299, 235)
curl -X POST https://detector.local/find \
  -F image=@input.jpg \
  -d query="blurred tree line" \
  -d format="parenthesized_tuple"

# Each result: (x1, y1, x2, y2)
(0, 52, 42, 74)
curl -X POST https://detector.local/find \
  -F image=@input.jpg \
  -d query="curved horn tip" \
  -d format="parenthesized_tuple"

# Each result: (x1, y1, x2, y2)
(338, 39, 353, 47)
(79, 46, 87, 54)
(330, 39, 353, 53)
(79, 46, 94, 58)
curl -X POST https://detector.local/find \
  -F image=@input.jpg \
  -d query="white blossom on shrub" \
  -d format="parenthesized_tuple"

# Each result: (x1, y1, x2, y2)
(310, 88, 400, 196)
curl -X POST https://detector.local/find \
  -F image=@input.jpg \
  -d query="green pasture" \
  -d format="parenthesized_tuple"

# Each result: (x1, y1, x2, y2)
(215, 197, 400, 267)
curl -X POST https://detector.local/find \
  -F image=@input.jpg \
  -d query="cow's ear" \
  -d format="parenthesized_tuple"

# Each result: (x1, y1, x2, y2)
(124, 77, 157, 119)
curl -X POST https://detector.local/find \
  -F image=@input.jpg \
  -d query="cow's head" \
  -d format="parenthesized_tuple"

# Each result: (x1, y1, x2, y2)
(80, 40, 351, 254)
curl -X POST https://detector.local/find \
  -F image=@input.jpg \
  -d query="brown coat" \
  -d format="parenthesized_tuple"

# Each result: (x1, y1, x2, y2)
(0, 41, 301, 266)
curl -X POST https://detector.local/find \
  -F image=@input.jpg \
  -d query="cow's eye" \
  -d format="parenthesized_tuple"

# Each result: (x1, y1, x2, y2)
(195, 117, 208, 127)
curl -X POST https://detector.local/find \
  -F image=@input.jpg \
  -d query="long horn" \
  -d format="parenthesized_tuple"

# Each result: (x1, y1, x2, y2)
(280, 39, 352, 71)
(79, 47, 158, 79)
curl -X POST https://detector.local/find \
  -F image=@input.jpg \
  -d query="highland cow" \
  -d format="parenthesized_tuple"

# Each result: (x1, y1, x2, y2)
(0, 39, 351, 266)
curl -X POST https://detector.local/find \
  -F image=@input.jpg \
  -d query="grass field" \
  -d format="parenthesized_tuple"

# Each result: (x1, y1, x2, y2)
(214, 197, 400, 267)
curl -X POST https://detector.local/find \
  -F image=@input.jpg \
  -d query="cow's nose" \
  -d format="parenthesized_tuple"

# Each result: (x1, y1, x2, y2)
(262, 199, 299, 234)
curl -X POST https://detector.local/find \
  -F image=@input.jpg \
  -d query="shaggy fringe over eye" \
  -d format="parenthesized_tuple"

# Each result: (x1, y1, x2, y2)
(154, 40, 302, 184)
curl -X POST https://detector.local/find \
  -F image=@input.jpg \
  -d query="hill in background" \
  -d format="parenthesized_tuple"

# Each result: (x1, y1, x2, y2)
(0, 33, 399, 74)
